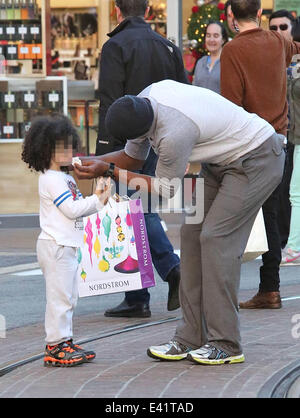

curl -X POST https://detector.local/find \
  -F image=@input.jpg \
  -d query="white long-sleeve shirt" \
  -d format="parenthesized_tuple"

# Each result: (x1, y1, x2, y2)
(38, 170, 102, 247)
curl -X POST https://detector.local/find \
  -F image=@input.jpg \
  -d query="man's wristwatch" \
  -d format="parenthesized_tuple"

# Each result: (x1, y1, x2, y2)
(103, 162, 116, 180)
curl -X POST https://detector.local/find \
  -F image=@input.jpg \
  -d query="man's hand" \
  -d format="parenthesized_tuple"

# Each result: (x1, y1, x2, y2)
(73, 160, 109, 179)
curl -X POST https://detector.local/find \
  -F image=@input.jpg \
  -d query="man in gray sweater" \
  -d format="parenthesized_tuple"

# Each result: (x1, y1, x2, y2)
(74, 80, 285, 365)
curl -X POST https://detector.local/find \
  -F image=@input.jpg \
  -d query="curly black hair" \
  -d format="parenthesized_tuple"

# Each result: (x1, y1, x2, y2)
(21, 114, 80, 173)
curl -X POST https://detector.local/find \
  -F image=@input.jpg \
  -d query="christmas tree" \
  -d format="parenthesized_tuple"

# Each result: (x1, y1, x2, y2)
(187, 0, 230, 59)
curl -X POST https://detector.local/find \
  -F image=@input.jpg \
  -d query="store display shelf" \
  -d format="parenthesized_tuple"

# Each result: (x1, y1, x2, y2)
(58, 57, 93, 62)
(5, 60, 42, 65)
(0, 0, 46, 77)
(69, 101, 98, 108)
(0, 18, 40, 22)
(0, 138, 23, 143)
(51, 67, 73, 73)
(146, 19, 167, 23)
(0, 76, 68, 143)
(3, 73, 45, 79)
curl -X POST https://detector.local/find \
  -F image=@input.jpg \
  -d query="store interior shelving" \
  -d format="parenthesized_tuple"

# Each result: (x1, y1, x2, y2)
(0, 0, 47, 77)
(0, 75, 67, 142)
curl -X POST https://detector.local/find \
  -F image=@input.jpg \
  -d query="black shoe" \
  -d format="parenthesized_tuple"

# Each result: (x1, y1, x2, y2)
(104, 299, 151, 318)
(166, 265, 180, 311)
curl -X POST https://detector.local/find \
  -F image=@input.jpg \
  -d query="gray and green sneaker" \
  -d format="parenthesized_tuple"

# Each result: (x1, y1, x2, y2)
(147, 340, 192, 361)
(187, 344, 245, 365)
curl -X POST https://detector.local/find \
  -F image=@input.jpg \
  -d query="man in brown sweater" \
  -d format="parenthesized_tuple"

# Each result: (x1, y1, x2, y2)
(220, 0, 300, 309)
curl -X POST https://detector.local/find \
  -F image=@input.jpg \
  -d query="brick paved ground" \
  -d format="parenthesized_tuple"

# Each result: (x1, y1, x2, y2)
(1, 227, 300, 398)
(1, 283, 300, 398)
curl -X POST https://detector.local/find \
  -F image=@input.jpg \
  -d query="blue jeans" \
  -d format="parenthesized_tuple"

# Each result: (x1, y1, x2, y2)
(122, 148, 180, 305)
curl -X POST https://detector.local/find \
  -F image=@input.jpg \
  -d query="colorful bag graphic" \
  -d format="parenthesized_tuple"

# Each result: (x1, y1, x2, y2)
(78, 197, 155, 297)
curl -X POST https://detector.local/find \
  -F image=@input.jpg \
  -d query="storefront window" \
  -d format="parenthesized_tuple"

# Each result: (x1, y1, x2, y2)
(147, 1, 167, 37)
(51, 7, 98, 80)
(51, 9, 98, 47)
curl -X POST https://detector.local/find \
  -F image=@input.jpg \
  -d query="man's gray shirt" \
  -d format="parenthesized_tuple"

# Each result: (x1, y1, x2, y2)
(125, 80, 275, 198)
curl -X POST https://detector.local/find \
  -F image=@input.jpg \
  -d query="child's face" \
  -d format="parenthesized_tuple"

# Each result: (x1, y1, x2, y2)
(53, 139, 74, 166)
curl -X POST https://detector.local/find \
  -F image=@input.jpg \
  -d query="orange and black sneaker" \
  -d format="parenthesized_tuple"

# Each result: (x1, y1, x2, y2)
(66, 339, 96, 362)
(44, 341, 85, 367)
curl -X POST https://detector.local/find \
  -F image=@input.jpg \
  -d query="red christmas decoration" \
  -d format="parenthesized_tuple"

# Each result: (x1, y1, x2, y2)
(192, 6, 199, 13)
(217, 2, 225, 10)
(191, 49, 201, 60)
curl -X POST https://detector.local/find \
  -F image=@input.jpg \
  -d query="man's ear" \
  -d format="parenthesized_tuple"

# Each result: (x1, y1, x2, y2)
(115, 6, 124, 23)
(144, 6, 150, 20)
(257, 8, 263, 19)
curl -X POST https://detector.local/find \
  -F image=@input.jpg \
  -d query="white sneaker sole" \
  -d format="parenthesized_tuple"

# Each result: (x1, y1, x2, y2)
(187, 353, 245, 365)
(147, 348, 188, 361)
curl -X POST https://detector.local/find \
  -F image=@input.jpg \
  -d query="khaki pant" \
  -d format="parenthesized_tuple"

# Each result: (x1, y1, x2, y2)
(175, 133, 285, 355)
(37, 239, 78, 345)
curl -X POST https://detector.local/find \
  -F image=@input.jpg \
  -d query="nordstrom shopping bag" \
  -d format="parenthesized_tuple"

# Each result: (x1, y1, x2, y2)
(78, 197, 155, 297)
(242, 208, 268, 262)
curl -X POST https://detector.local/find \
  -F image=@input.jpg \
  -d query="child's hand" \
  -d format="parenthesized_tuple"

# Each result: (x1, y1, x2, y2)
(94, 177, 111, 205)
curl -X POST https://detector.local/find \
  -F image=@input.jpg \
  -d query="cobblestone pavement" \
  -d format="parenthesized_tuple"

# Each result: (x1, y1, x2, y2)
(1, 227, 300, 399)
(1, 284, 300, 398)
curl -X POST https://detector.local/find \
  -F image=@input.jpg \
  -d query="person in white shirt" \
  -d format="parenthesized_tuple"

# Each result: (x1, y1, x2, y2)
(22, 114, 110, 367)
(74, 80, 286, 365)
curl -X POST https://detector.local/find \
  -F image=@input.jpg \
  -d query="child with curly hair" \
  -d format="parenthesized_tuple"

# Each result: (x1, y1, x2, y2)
(22, 114, 110, 367)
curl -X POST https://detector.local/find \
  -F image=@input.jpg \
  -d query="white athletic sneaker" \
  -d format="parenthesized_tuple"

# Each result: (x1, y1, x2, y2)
(147, 340, 192, 361)
(281, 247, 300, 265)
(187, 344, 245, 365)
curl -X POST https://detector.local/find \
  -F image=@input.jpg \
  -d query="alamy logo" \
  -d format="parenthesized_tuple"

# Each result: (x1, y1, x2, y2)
(291, 314, 300, 339)
(0, 314, 6, 339)
(0, 54, 5, 75)
(292, 54, 300, 79)
(117, 170, 205, 225)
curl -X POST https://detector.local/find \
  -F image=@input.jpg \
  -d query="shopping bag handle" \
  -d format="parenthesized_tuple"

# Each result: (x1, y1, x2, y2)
(111, 193, 131, 202)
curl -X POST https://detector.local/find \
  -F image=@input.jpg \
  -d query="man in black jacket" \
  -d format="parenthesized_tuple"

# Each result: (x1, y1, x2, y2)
(96, 0, 188, 318)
